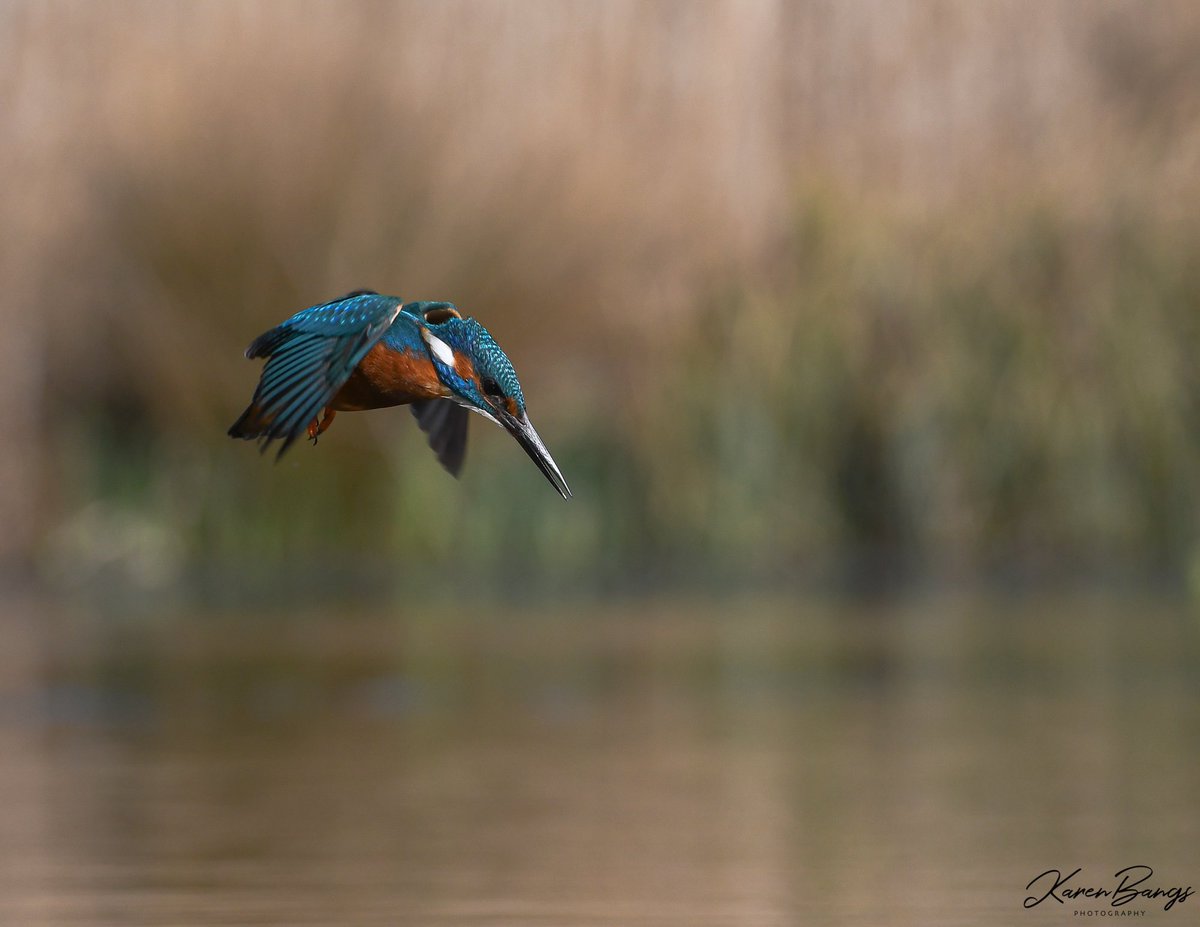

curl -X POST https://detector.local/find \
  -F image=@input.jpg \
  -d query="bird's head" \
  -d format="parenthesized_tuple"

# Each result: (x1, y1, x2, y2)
(405, 301, 571, 498)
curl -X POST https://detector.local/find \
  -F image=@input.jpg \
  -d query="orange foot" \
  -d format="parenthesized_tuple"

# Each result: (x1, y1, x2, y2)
(307, 408, 337, 444)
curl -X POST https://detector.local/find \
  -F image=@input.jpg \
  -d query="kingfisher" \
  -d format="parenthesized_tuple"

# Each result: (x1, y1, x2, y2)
(229, 290, 571, 498)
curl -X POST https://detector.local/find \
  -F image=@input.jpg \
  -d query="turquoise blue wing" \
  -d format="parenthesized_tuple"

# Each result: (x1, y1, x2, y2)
(229, 291, 406, 457)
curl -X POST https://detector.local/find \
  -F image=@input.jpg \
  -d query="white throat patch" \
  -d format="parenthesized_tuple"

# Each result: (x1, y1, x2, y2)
(422, 328, 456, 368)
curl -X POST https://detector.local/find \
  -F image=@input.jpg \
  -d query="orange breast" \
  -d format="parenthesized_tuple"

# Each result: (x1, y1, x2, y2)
(330, 343, 448, 411)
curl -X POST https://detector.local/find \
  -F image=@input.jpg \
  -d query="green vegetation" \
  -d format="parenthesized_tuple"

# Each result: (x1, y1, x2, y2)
(45, 192, 1200, 593)
(649, 197, 1200, 577)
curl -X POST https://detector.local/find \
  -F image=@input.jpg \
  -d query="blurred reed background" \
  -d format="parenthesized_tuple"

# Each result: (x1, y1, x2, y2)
(3, 0, 1200, 598)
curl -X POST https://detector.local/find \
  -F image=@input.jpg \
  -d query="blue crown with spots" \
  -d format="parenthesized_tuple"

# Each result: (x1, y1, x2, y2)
(406, 303, 527, 412)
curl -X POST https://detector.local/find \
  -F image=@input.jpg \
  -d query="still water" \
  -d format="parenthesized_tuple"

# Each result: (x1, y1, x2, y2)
(0, 593, 1196, 926)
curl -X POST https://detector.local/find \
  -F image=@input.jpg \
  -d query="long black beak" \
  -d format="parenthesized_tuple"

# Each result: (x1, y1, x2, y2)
(500, 409, 572, 499)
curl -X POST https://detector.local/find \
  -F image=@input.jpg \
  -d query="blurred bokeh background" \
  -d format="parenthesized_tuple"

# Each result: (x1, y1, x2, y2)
(1, 2, 1198, 925)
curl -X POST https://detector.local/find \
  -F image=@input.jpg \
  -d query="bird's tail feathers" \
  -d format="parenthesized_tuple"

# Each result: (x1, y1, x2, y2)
(227, 402, 275, 442)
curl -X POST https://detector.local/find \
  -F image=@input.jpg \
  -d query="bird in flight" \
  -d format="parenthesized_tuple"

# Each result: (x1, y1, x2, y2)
(229, 290, 571, 498)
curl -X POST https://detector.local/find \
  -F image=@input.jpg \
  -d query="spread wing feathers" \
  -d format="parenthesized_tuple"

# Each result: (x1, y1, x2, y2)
(410, 400, 470, 477)
(229, 292, 405, 458)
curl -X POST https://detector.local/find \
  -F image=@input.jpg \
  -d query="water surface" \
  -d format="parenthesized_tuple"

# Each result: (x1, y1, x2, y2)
(0, 593, 1196, 925)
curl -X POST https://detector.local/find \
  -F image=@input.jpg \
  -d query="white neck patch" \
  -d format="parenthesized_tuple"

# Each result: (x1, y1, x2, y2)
(422, 328, 456, 368)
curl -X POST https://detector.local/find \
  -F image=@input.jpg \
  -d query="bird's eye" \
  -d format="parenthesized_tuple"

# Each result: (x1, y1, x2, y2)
(481, 377, 503, 397)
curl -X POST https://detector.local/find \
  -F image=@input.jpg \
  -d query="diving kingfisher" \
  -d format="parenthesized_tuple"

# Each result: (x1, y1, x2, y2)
(229, 290, 571, 498)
